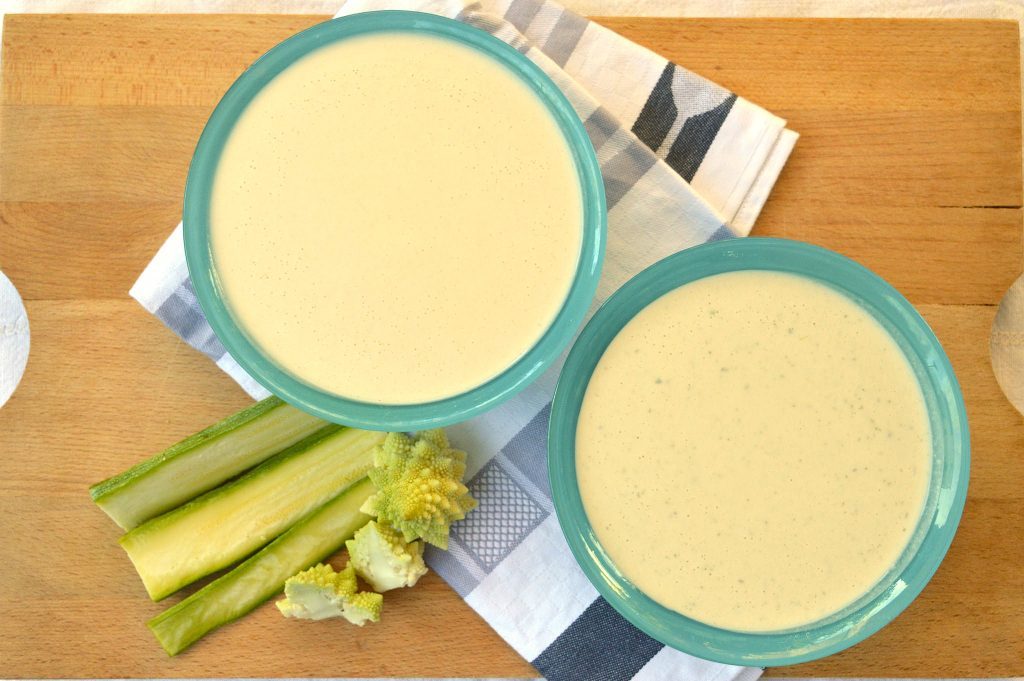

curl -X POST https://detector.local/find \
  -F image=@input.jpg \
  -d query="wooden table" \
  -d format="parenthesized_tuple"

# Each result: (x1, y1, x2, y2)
(1, 13, 1022, 679)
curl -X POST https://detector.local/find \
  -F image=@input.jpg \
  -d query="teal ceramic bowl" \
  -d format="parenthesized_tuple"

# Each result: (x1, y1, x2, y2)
(548, 237, 969, 666)
(183, 11, 605, 430)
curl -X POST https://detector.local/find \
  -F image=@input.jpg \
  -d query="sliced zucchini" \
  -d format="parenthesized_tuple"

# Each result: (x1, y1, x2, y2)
(121, 426, 383, 601)
(148, 477, 375, 656)
(90, 397, 325, 530)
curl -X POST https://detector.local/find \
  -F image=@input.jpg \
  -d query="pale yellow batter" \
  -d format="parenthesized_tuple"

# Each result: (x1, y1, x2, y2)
(211, 32, 582, 404)
(576, 270, 931, 632)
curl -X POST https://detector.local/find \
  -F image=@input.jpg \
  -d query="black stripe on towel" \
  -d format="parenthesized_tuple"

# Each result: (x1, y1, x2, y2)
(631, 62, 677, 153)
(665, 94, 737, 182)
(533, 597, 663, 681)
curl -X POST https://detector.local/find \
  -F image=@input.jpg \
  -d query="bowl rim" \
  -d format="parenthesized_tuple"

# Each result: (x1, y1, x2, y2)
(547, 237, 970, 666)
(183, 10, 606, 429)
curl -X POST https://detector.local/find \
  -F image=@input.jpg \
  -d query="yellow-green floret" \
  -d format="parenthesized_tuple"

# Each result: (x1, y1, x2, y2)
(346, 519, 428, 592)
(276, 563, 382, 625)
(360, 430, 477, 549)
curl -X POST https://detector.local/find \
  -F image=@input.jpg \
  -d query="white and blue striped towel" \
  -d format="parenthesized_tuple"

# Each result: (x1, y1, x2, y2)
(130, 1, 796, 679)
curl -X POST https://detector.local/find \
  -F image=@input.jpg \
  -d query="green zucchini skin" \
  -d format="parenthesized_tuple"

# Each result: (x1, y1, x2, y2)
(148, 477, 375, 656)
(120, 426, 383, 601)
(90, 397, 325, 529)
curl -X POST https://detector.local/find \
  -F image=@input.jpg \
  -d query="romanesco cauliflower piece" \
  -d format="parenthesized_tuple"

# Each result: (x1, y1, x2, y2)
(346, 519, 428, 592)
(339, 590, 384, 626)
(276, 563, 382, 626)
(361, 430, 477, 549)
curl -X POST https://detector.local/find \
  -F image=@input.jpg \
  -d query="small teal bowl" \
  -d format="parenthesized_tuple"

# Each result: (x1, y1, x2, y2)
(183, 11, 606, 430)
(548, 237, 969, 666)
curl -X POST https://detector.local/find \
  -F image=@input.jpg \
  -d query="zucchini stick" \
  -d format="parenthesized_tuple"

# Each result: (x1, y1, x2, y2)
(148, 477, 375, 656)
(90, 397, 325, 529)
(121, 426, 383, 600)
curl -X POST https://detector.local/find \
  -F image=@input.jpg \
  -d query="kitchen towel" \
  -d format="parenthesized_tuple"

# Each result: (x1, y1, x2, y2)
(130, 1, 796, 679)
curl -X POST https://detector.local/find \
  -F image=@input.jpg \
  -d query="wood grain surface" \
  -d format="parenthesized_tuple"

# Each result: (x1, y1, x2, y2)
(1, 13, 1022, 679)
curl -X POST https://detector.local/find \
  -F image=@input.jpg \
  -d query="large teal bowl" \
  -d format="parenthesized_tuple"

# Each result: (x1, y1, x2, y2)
(548, 237, 969, 666)
(183, 11, 606, 430)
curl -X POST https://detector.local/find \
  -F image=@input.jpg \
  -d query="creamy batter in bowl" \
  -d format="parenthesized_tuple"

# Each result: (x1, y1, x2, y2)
(184, 11, 605, 429)
(548, 238, 969, 665)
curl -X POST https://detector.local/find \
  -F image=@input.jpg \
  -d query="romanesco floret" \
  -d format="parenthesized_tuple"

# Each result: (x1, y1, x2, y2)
(338, 590, 383, 626)
(346, 519, 428, 592)
(360, 430, 477, 549)
(276, 563, 382, 626)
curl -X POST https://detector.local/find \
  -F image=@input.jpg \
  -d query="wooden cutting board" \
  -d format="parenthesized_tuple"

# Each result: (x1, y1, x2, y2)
(0, 13, 1021, 679)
